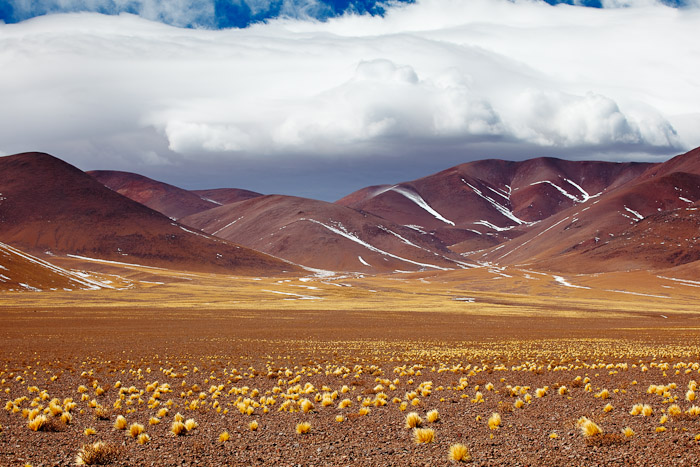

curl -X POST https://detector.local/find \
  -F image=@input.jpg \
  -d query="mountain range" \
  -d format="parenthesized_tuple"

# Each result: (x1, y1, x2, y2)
(1, 148, 698, 290)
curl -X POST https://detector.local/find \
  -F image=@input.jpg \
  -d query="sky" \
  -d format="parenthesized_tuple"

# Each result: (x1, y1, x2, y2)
(1, 0, 699, 200)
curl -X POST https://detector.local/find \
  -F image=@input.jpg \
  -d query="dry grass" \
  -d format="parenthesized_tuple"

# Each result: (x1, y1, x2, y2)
(426, 409, 440, 423)
(578, 417, 602, 437)
(113, 415, 127, 430)
(488, 413, 501, 430)
(413, 428, 435, 444)
(447, 443, 470, 462)
(128, 423, 145, 438)
(171, 420, 187, 436)
(295, 422, 311, 434)
(219, 431, 230, 443)
(75, 442, 121, 465)
(405, 412, 423, 428)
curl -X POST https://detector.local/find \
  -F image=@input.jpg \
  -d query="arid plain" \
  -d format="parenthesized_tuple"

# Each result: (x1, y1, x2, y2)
(2, 258, 700, 466)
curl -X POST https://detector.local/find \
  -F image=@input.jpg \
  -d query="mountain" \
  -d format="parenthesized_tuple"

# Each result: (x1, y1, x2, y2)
(89, 170, 218, 220)
(0, 152, 297, 275)
(472, 148, 700, 272)
(337, 157, 651, 254)
(180, 194, 472, 273)
(191, 188, 263, 205)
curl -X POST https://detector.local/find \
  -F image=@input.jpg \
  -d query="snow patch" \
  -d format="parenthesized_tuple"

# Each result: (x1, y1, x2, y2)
(390, 186, 455, 226)
(358, 256, 371, 267)
(624, 206, 644, 221)
(553, 275, 590, 289)
(213, 216, 244, 236)
(465, 180, 527, 225)
(262, 290, 322, 300)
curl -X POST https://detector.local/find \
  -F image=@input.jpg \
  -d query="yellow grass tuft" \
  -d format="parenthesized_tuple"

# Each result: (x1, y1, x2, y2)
(405, 412, 423, 428)
(249, 420, 259, 431)
(128, 423, 145, 438)
(447, 443, 470, 462)
(578, 417, 602, 437)
(549, 432, 558, 439)
(174, 412, 184, 422)
(623, 427, 634, 437)
(687, 390, 696, 402)
(358, 407, 370, 416)
(61, 412, 72, 424)
(603, 403, 613, 413)
(148, 417, 160, 425)
(630, 404, 643, 415)
(514, 399, 524, 409)
(137, 433, 150, 445)
(668, 404, 682, 416)
(338, 398, 352, 409)
(219, 431, 230, 443)
(558, 386, 568, 396)
(426, 409, 440, 423)
(335, 415, 344, 422)
(296, 422, 311, 434)
(84, 427, 97, 436)
(28, 415, 47, 431)
(413, 427, 435, 444)
(75, 441, 121, 466)
(171, 420, 187, 436)
(488, 413, 501, 430)
(184, 419, 198, 431)
(300, 399, 315, 413)
(642, 404, 653, 417)
(113, 415, 127, 430)
(656, 426, 666, 433)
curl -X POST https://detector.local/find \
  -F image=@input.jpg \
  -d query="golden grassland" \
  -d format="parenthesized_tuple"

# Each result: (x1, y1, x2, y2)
(2, 260, 700, 465)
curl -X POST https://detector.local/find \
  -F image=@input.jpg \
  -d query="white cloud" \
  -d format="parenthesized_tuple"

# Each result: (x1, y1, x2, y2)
(0, 0, 698, 174)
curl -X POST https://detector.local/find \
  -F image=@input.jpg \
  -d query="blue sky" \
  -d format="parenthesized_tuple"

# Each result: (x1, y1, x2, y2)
(1, 0, 699, 199)
(0, 1, 693, 28)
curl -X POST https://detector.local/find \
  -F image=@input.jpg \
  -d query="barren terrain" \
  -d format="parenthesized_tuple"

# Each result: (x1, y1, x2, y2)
(2, 263, 700, 466)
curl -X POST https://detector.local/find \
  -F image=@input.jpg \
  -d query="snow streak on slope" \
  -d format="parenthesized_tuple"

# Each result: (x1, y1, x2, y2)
(530, 180, 581, 202)
(464, 180, 528, 225)
(302, 218, 449, 270)
(1, 242, 113, 290)
(390, 186, 455, 226)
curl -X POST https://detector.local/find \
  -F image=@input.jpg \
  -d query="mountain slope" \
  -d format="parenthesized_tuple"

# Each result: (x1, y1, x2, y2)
(0, 152, 297, 275)
(473, 148, 700, 272)
(181, 194, 472, 273)
(89, 170, 218, 220)
(0, 241, 111, 291)
(191, 188, 263, 205)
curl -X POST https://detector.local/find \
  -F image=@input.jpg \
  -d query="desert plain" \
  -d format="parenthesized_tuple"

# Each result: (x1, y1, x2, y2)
(2, 257, 700, 466)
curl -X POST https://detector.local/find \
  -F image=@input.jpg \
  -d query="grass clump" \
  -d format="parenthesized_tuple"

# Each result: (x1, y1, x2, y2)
(113, 415, 127, 430)
(219, 431, 230, 443)
(249, 420, 259, 431)
(75, 441, 121, 465)
(171, 420, 187, 436)
(405, 412, 423, 428)
(137, 433, 150, 445)
(488, 413, 501, 430)
(128, 423, 145, 438)
(296, 422, 311, 434)
(447, 443, 470, 462)
(578, 417, 602, 437)
(413, 428, 435, 444)
(426, 409, 440, 423)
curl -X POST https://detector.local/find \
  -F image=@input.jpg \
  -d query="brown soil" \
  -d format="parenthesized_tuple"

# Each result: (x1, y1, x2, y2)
(2, 266, 700, 466)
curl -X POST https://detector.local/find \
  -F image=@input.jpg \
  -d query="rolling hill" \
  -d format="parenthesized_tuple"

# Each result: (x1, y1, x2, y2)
(0, 152, 297, 275)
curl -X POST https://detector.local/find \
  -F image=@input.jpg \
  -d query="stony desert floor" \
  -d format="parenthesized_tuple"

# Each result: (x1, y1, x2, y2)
(2, 260, 700, 466)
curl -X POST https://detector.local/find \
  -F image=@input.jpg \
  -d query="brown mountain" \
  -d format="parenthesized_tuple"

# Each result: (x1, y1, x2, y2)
(0, 152, 297, 275)
(473, 148, 700, 272)
(89, 170, 218, 220)
(180, 194, 472, 273)
(337, 157, 651, 254)
(191, 188, 263, 205)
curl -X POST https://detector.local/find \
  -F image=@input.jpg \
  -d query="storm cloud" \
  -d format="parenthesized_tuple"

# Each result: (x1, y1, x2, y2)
(1, 0, 698, 199)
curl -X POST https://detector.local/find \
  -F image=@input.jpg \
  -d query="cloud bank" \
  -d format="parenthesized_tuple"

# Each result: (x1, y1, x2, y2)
(1, 0, 699, 198)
